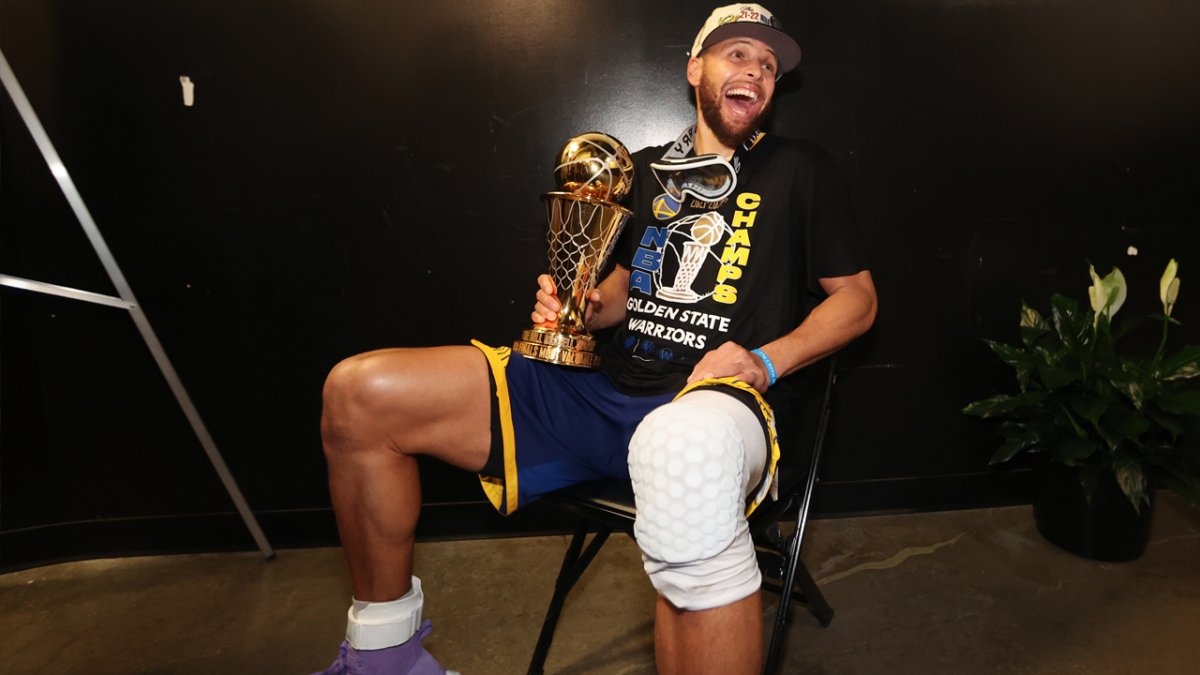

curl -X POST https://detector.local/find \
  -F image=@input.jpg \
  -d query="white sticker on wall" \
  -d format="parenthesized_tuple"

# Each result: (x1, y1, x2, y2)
(180, 75, 195, 107)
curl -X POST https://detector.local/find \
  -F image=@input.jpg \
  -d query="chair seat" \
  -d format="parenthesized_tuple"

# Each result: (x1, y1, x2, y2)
(543, 463, 811, 538)
(542, 479, 637, 530)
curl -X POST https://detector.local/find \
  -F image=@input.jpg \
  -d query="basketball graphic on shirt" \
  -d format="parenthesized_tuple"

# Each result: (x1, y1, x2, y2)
(690, 213, 723, 246)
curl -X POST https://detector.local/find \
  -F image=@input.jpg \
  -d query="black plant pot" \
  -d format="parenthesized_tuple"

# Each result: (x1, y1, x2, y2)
(1033, 462, 1155, 562)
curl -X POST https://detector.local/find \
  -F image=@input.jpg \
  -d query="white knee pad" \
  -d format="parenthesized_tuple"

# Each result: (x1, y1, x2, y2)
(628, 390, 766, 610)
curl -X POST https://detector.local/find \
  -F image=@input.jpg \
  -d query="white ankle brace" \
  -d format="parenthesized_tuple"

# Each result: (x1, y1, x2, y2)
(345, 576, 424, 650)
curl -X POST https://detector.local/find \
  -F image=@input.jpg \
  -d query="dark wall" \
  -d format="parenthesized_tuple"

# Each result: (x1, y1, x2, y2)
(3, 0, 1198, 568)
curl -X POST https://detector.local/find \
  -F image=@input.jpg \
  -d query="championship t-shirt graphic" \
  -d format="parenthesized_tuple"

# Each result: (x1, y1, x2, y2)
(601, 129, 865, 394)
(624, 190, 760, 364)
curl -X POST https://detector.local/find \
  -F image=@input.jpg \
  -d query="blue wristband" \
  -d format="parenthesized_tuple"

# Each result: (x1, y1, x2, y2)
(751, 348, 777, 387)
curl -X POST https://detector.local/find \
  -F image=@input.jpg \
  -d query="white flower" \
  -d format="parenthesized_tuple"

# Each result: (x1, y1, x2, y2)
(1088, 265, 1127, 325)
(1160, 259, 1180, 317)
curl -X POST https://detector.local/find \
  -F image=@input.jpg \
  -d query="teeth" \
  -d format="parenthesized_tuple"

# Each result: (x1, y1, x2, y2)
(726, 88, 758, 101)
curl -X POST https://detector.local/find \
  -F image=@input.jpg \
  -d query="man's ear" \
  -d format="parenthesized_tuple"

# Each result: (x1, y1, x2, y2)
(686, 57, 702, 87)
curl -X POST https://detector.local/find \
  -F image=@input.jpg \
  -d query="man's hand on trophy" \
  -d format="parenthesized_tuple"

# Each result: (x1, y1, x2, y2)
(532, 274, 562, 328)
(532, 274, 605, 330)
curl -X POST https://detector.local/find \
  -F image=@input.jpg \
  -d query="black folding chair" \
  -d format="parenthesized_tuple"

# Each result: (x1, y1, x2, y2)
(527, 359, 838, 675)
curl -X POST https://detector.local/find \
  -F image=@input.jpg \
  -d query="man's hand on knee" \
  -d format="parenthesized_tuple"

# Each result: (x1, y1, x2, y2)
(686, 341, 771, 392)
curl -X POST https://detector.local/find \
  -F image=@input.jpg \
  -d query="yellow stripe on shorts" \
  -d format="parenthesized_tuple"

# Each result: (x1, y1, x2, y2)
(470, 340, 520, 515)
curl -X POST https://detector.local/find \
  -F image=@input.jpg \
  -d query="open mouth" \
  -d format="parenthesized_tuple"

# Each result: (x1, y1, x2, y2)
(724, 87, 760, 119)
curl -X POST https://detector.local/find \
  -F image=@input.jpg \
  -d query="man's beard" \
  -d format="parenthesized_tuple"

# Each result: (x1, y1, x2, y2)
(698, 80, 771, 149)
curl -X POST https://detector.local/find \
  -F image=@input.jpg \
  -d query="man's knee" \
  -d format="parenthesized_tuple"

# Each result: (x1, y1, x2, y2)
(628, 397, 762, 611)
(321, 352, 400, 448)
(324, 354, 371, 413)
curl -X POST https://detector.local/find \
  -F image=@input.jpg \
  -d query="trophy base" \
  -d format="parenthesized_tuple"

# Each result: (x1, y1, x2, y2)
(513, 328, 600, 368)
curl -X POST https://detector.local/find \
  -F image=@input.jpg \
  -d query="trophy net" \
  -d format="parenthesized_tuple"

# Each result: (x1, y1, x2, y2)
(546, 197, 623, 330)
(513, 193, 630, 368)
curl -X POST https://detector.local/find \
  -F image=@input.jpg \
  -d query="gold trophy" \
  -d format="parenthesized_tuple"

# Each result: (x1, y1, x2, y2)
(513, 132, 634, 368)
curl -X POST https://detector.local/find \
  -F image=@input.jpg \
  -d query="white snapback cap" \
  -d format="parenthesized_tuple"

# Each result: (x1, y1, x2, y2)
(689, 4, 802, 75)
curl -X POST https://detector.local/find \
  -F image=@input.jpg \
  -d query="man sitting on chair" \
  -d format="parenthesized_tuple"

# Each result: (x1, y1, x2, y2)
(315, 4, 877, 674)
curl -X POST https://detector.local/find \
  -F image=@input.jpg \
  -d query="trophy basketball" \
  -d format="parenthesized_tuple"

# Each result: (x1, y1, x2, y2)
(513, 132, 634, 368)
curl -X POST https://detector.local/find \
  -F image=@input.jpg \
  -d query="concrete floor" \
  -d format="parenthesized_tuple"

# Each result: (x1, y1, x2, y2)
(3, 496, 1198, 674)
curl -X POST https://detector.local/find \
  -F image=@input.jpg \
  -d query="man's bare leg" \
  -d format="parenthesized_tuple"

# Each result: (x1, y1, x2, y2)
(321, 345, 492, 602)
(655, 592, 763, 675)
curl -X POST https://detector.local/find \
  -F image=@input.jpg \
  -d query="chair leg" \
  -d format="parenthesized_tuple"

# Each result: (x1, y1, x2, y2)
(527, 519, 612, 675)
(791, 558, 833, 627)
(763, 526, 803, 675)
(763, 362, 839, 673)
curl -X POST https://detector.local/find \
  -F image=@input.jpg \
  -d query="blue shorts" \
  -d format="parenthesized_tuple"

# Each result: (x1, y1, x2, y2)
(470, 341, 781, 516)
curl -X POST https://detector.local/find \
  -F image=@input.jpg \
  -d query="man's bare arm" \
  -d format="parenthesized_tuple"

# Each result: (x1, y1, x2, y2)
(687, 270, 878, 391)
(765, 269, 877, 375)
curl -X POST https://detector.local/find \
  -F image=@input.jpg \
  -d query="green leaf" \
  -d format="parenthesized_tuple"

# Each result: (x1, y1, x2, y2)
(1109, 313, 1146, 343)
(1146, 460, 1200, 509)
(985, 340, 1038, 389)
(991, 437, 1028, 464)
(1069, 393, 1111, 425)
(1160, 345, 1200, 381)
(1050, 294, 1084, 346)
(989, 423, 1041, 464)
(1113, 454, 1149, 512)
(1071, 393, 1121, 449)
(1145, 409, 1185, 442)
(1037, 364, 1081, 391)
(1108, 366, 1148, 410)
(1031, 344, 1068, 379)
(963, 392, 1048, 418)
(986, 339, 1026, 365)
(1089, 414, 1122, 452)
(1020, 302, 1049, 330)
(1055, 437, 1099, 465)
(1019, 303, 1051, 347)
(1054, 401, 1089, 439)
(1154, 389, 1200, 417)
(1104, 402, 1152, 444)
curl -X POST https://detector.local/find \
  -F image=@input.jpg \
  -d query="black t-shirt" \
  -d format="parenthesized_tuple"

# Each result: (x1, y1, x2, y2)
(598, 134, 865, 395)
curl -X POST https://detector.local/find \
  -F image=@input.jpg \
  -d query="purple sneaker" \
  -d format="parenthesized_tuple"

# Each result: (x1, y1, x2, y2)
(313, 620, 458, 675)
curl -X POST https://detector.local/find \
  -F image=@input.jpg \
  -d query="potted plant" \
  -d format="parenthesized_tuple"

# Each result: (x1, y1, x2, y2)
(964, 259, 1199, 561)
